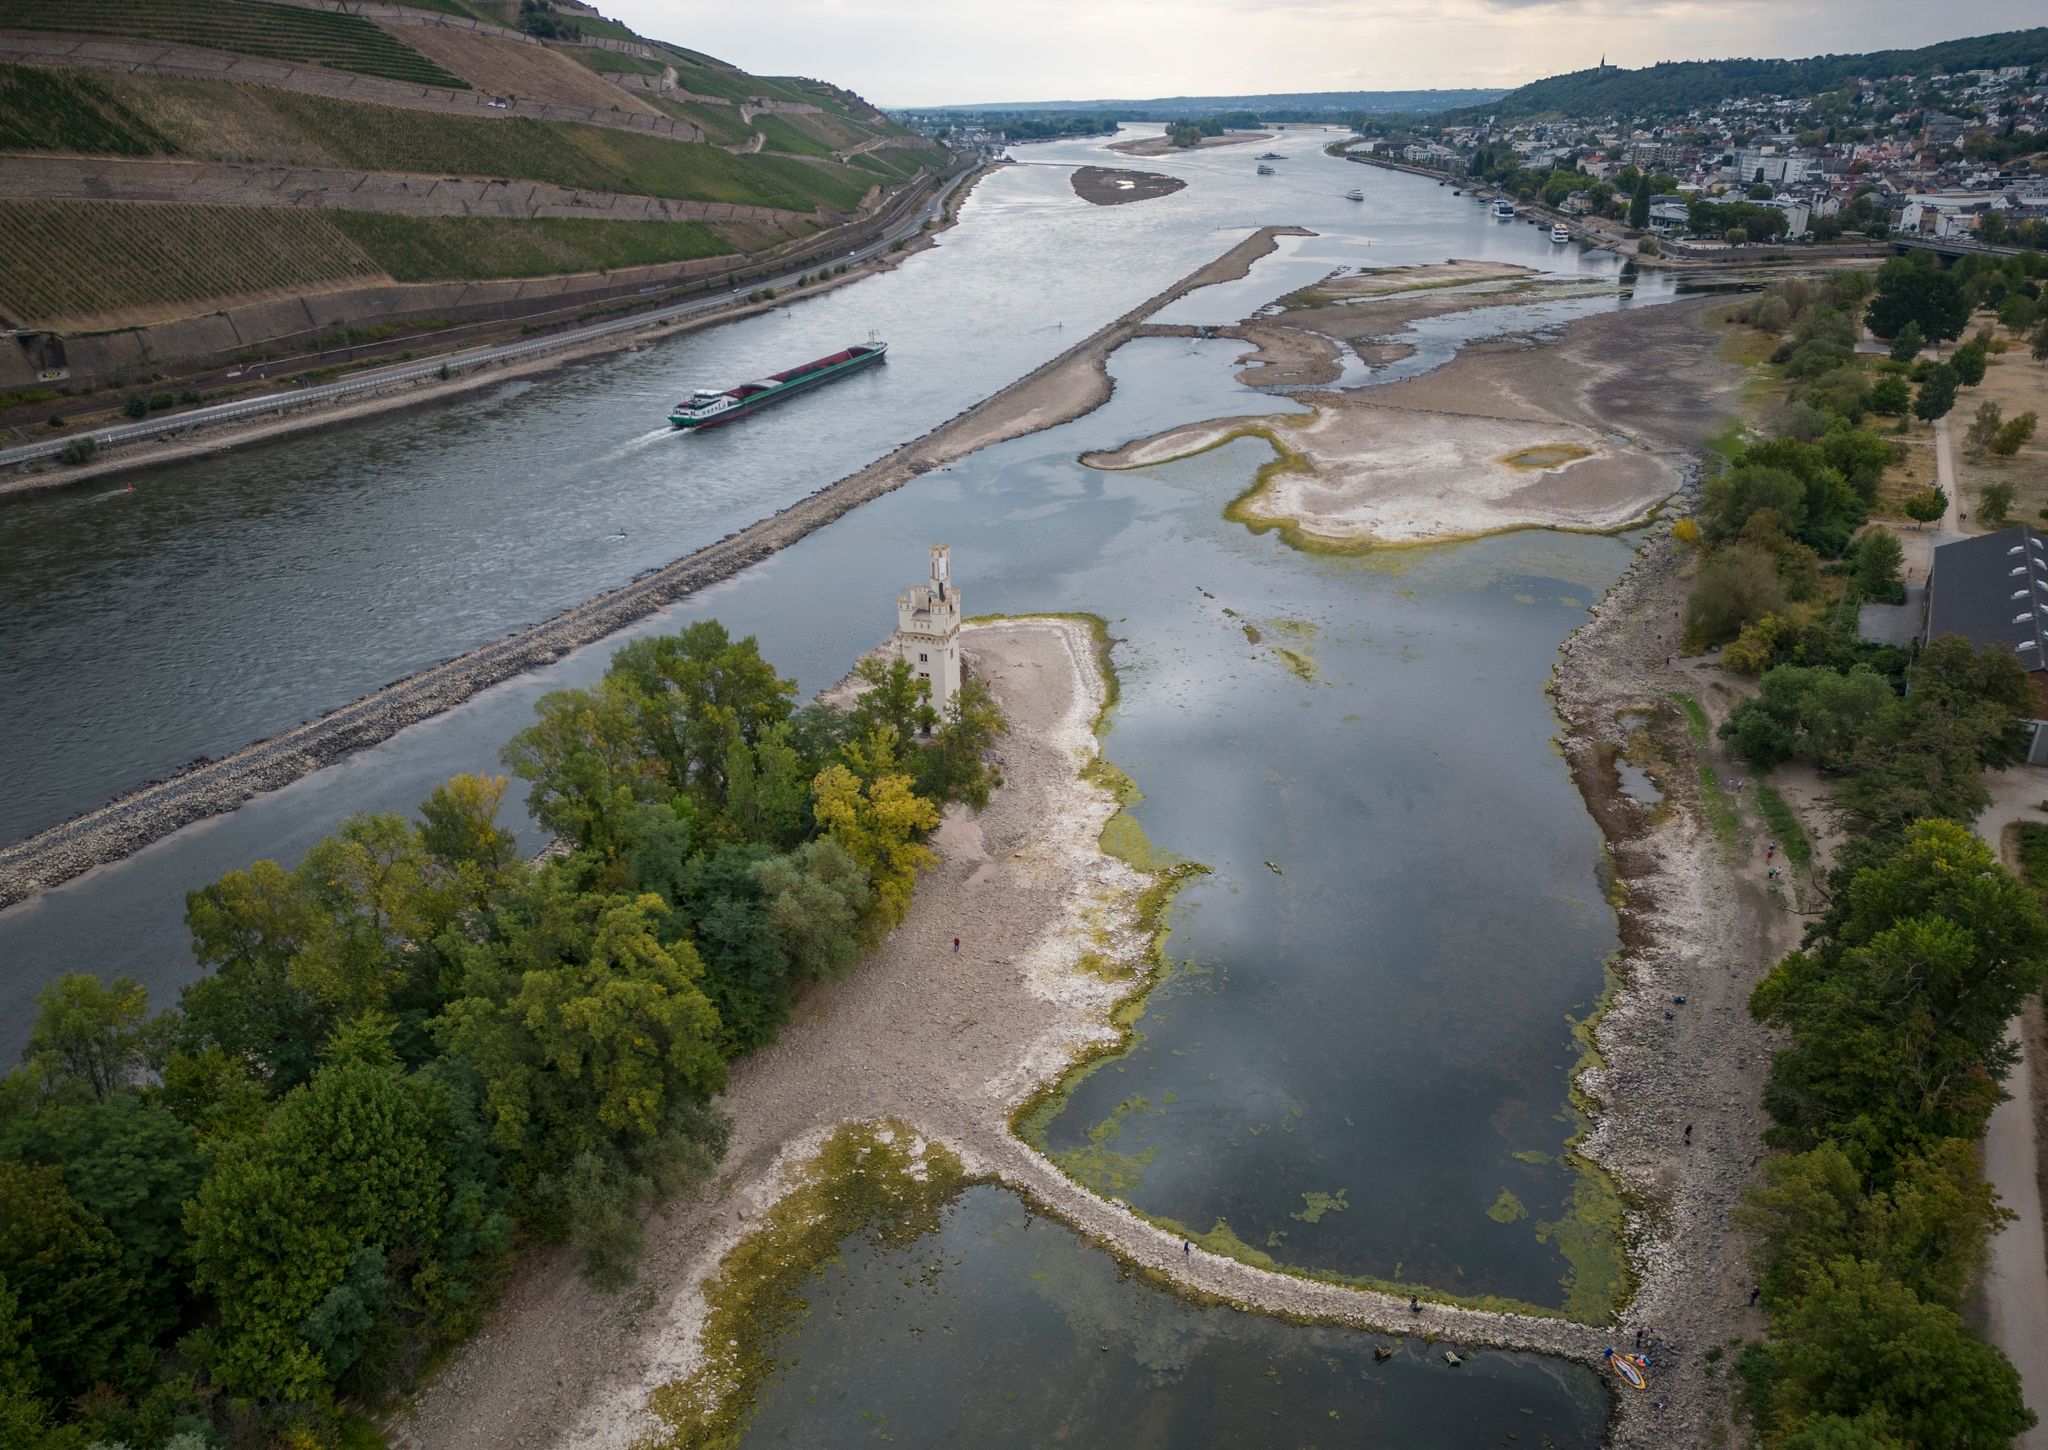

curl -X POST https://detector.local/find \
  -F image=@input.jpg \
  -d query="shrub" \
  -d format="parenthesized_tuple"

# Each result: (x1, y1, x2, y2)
(1978, 481, 2016, 528)
(1752, 294, 1792, 331)
(1868, 374, 1911, 416)
(1687, 543, 1787, 650)
(122, 393, 149, 419)
(58, 437, 97, 465)
(1991, 411, 2038, 457)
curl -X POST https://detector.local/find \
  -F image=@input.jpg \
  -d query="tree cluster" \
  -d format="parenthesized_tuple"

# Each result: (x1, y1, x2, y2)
(1739, 820, 2045, 1446)
(0, 621, 1005, 1446)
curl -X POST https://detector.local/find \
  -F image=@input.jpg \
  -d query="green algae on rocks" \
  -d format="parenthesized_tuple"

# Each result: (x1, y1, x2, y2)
(644, 1122, 965, 1449)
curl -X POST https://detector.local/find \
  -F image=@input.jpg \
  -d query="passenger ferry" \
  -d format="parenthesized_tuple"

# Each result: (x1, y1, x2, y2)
(1344, 188, 1365, 201)
(1493, 199, 1517, 219)
(1551, 223, 1572, 242)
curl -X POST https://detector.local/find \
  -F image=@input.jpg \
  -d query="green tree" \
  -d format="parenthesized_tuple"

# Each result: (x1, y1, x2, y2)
(1866, 258, 1970, 343)
(751, 838, 869, 983)
(21, 973, 152, 1103)
(1902, 486, 1949, 525)
(1991, 410, 2037, 457)
(2032, 319, 2048, 362)
(1887, 320, 1924, 363)
(1854, 527, 1903, 598)
(184, 1059, 448, 1400)
(434, 889, 727, 1190)
(1685, 543, 1788, 649)
(1628, 171, 1650, 229)
(0, 1095, 203, 1336)
(1704, 463, 1807, 541)
(1964, 400, 2003, 455)
(1977, 480, 2015, 527)
(177, 857, 330, 1092)
(1913, 364, 1958, 421)
(1771, 1259, 2033, 1445)
(606, 622, 797, 808)
(1950, 336, 1988, 387)
(501, 678, 661, 859)
(1867, 373, 1911, 415)
(0, 1160, 145, 1400)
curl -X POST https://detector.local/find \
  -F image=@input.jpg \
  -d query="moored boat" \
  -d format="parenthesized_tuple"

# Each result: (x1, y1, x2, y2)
(1551, 223, 1572, 242)
(1493, 199, 1517, 219)
(670, 342, 887, 429)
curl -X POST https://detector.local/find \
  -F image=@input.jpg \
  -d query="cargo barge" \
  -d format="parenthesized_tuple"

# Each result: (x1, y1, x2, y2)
(669, 341, 887, 429)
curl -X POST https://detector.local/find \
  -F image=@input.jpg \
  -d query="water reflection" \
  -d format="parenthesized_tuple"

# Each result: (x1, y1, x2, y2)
(738, 1184, 1608, 1449)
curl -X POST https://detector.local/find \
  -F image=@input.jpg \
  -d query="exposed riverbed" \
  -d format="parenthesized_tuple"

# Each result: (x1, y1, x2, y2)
(4, 125, 1741, 1447)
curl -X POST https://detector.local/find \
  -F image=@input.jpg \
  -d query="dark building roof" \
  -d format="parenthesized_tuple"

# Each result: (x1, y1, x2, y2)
(1928, 524, 2048, 670)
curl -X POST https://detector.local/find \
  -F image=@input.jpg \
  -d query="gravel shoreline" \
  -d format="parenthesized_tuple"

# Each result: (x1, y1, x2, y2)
(0, 224, 1308, 911)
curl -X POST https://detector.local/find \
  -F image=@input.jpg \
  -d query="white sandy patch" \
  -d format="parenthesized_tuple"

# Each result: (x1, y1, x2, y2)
(1090, 404, 1679, 545)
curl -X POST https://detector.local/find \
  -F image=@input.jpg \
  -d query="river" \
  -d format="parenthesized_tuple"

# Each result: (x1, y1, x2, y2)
(3, 125, 1677, 1442)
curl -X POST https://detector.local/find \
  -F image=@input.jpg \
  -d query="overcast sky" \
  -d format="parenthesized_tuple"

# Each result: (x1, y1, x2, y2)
(597, 1, 2041, 108)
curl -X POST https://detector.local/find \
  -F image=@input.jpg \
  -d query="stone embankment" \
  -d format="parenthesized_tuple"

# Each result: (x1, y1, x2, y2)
(0, 224, 1310, 911)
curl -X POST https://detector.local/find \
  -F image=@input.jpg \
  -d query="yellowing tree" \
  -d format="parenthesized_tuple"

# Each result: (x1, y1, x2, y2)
(812, 765, 939, 933)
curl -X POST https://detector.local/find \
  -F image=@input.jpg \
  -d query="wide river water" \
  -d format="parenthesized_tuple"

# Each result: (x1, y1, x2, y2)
(0, 126, 1692, 1442)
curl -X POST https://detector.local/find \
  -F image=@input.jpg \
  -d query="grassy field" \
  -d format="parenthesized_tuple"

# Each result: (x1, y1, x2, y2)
(1753, 783, 1813, 868)
(0, 63, 176, 156)
(653, 97, 755, 147)
(568, 48, 665, 77)
(330, 212, 736, 281)
(0, 199, 381, 324)
(0, 0, 468, 89)
(262, 91, 873, 211)
(751, 112, 835, 158)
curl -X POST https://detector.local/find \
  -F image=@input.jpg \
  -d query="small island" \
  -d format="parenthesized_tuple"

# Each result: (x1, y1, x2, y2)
(1070, 166, 1187, 206)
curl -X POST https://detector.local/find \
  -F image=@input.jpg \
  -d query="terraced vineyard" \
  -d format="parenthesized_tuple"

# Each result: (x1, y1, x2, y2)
(0, 199, 381, 325)
(330, 212, 737, 281)
(0, 0, 467, 88)
(264, 91, 877, 211)
(0, 63, 176, 156)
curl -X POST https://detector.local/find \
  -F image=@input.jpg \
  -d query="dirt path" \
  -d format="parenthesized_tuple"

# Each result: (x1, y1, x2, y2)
(0, 224, 1307, 913)
(393, 618, 1614, 1450)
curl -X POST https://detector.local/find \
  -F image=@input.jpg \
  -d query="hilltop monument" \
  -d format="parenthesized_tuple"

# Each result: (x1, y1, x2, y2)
(894, 544, 961, 715)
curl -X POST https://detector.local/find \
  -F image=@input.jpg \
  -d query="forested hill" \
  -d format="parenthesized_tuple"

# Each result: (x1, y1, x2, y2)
(1455, 27, 2048, 121)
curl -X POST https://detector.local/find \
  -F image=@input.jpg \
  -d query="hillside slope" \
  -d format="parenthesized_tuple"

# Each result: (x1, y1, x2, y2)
(0, 0, 945, 386)
(1457, 26, 2048, 120)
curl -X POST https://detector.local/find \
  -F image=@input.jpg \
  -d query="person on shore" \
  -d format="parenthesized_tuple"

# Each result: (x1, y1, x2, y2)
(1183, 1240, 1191, 1258)
(1683, 1123, 1693, 1145)
(1749, 1286, 1761, 1306)
(1410, 1295, 1421, 1314)
(953, 936, 961, 953)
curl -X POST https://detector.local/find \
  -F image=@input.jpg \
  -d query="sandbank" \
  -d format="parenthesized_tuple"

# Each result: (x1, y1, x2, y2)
(1089, 404, 1676, 546)
(1108, 129, 1271, 157)
(1070, 164, 1187, 206)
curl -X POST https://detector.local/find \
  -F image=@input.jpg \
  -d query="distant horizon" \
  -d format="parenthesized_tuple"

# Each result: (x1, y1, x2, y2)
(900, 87, 1508, 115)
(597, 3, 2043, 108)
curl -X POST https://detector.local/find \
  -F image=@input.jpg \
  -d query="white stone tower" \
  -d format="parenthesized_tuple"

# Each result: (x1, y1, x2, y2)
(894, 544, 961, 716)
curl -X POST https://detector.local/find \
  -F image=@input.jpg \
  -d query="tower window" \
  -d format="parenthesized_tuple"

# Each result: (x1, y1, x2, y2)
(920, 653, 928, 662)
